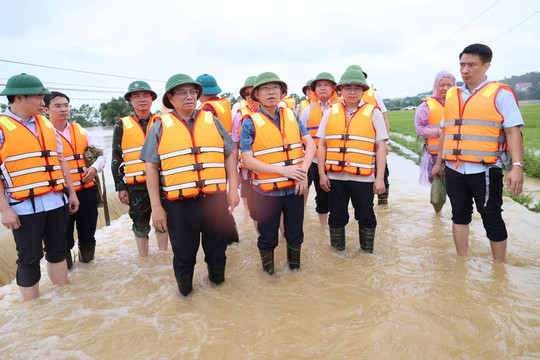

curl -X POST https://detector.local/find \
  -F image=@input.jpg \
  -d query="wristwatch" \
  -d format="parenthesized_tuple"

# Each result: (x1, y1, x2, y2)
(512, 161, 524, 168)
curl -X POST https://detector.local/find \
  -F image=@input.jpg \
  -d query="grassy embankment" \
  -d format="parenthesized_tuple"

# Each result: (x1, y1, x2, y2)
(386, 102, 540, 212)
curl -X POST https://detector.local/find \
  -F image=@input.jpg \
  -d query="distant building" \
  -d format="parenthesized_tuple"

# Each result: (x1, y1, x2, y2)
(516, 82, 532, 92)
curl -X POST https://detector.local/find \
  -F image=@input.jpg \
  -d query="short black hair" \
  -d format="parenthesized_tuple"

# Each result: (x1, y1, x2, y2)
(7, 95, 15, 104)
(459, 43, 493, 64)
(44, 91, 70, 107)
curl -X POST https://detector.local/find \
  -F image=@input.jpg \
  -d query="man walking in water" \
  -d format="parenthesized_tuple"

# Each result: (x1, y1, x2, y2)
(432, 43, 524, 262)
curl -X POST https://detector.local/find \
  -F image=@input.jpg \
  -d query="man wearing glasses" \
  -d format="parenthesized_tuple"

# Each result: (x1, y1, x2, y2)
(111, 81, 168, 257)
(141, 74, 239, 297)
(240, 72, 315, 275)
(44, 91, 106, 269)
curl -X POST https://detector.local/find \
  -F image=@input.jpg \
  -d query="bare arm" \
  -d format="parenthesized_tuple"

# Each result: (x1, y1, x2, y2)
(146, 161, 167, 232)
(0, 182, 20, 230)
(317, 137, 331, 192)
(225, 150, 240, 212)
(431, 128, 446, 178)
(504, 126, 524, 196)
(373, 140, 387, 194)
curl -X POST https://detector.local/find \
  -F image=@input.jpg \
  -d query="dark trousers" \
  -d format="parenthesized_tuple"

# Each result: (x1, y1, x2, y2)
(328, 180, 376, 229)
(308, 163, 329, 214)
(67, 187, 98, 250)
(166, 193, 229, 278)
(255, 192, 304, 251)
(13, 205, 68, 287)
(445, 167, 507, 242)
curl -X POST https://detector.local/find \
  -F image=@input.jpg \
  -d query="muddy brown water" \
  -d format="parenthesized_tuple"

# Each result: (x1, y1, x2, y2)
(0, 130, 539, 359)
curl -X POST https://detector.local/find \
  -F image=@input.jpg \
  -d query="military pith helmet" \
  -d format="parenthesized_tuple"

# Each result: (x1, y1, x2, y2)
(250, 72, 288, 103)
(310, 72, 336, 91)
(302, 79, 314, 95)
(162, 74, 203, 109)
(240, 76, 256, 99)
(346, 65, 368, 79)
(336, 69, 370, 91)
(196, 74, 222, 95)
(124, 80, 157, 101)
(0, 73, 51, 96)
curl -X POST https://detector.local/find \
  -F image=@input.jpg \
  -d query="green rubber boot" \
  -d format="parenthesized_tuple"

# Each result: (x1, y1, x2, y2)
(359, 227, 376, 253)
(378, 188, 389, 205)
(66, 250, 73, 270)
(286, 242, 301, 270)
(176, 273, 193, 297)
(78, 242, 95, 263)
(207, 265, 225, 285)
(260, 250, 274, 275)
(329, 227, 345, 251)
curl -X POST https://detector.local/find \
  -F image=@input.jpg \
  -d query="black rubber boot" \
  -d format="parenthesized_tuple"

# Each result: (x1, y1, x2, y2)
(78, 242, 95, 263)
(286, 242, 301, 270)
(260, 250, 274, 275)
(359, 226, 376, 253)
(66, 250, 73, 270)
(378, 188, 389, 205)
(329, 227, 345, 251)
(207, 265, 225, 285)
(176, 274, 193, 297)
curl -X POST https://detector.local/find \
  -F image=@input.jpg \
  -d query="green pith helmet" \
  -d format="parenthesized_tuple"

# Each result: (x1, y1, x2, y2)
(0, 73, 51, 96)
(346, 65, 368, 79)
(240, 75, 256, 99)
(302, 79, 314, 95)
(162, 74, 203, 109)
(336, 69, 370, 91)
(310, 72, 336, 91)
(196, 73, 222, 95)
(251, 72, 287, 103)
(124, 80, 157, 101)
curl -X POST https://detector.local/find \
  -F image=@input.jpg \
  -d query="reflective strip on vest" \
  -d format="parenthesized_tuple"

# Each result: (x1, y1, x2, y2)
(159, 146, 224, 161)
(162, 178, 226, 192)
(160, 163, 225, 176)
(327, 147, 376, 157)
(4, 178, 66, 194)
(3, 150, 60, 163)
(63, 154, 85, 161)
(123, 146, 143, 154)
(325, 160, 375, 169)
(271, 158, 303, 167)
(444, 119, 503, 129)
(252, 176, 290, 185)
(123, 159, 144, 166)
(124, 170, 145, 178)
(69, 166, 87, 174)
(252, 143, 302, 157)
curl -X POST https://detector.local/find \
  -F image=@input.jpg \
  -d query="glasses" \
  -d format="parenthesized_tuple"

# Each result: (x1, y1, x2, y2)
(243, 91, 251, 97)
(342, 85, 365, 93)
(259, 84, 281, 93)
(174, 89, 199, 98)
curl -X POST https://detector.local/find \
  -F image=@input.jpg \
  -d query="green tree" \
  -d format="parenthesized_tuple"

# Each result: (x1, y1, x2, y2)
(1, 103, 7, 112)
(71, 104, 99, 127)
(99, 97, 129, 126)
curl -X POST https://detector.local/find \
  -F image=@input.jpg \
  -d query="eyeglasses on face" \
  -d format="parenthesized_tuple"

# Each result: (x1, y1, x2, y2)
(174, 89, 200, 98)
(259, 84, 281, 92)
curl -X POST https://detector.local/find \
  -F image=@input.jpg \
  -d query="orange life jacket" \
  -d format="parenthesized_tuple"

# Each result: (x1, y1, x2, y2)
(424, 97, 445, 155)
(324, 103, 377, 176)
(307, 91, 341, 148)
(282, 97, 296, 110)
(237, 106, 256, 169)
(0, 115, 66, 200)
(58, 123, 96, 191)
(200, 98, 232, 133)
(250, 108, 304, 192)
(120, 114, 159, 185)
(443, 82, 514, 165)
(158, 111, 226, 200)
(299, 99, 310, 117)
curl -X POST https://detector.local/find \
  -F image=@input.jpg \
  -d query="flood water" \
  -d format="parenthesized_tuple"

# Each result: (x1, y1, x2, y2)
(0, 130, 539, 359)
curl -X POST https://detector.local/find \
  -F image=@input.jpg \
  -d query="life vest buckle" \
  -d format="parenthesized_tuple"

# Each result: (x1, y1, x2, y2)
(452, 134, 462, 140)
(341, 134, 349, 140)
(455, 119, 463, 126)
(283, 144, 291, 151)
(193, 163, 203, 171)
(284, 159, 293, 166)
(338, 147, 346, 153)
(73, 154, 84, 160)
(77, 167, 85, 173)
(44, 165, 55, 172)
(48, 179, 59, 186)
(41, 150, 52, 157)
(452, 149, 462, 155)
(191, 146, 202, 154)
(337, 160, 346, 167)
(195, 180, 205, 188)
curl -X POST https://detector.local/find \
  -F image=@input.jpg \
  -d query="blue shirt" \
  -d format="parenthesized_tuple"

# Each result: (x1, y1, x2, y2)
(1, 108, 66, 215)
(240, 107, 309, 196)
(441, 78, 524, 174)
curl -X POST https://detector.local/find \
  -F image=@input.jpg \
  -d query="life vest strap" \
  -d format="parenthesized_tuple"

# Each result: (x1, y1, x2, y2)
(253, 142, 302, 157)
(271, 158, 303, 167)
(4, 178, 66, 193)
(123, 159, 144, 166)
(4, 150, 60, 163)
(69, 166, 87, 174)
(325, 134, 375, 143)
(443, 149, 503, 157)
(3, 164, 62, 179)
(64, 153, 85, 161)
(327, 147, 375, 156)
(325, 160, 375, 169)
(162, 178, 226, 192)
(445, 119, 503, 129)
(160, 162, 225, 176)
(252, 176, 290, 185)
(124, 170, 146, 178)
(160, 146, 224, 160)
(445, 134, 506, 143)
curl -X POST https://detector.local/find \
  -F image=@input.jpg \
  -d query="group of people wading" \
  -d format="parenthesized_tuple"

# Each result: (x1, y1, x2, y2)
(0, 43, 524, 300)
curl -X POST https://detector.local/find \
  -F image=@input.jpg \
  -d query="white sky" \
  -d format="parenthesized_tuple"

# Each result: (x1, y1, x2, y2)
(1, 0, 539, 111)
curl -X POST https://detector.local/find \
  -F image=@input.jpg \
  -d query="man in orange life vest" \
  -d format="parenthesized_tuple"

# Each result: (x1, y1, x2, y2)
(0, 74, 80, 301)
(300, 72, 341, 229)
(111, 81, 168, 257)
(295, 79, 313, 117)
(432, 43, 524, 263)
(240, 72, 315, 274)
(44, 91, 106, 269)
(141, 74, 239, 297)
(317, 68, 388, 253)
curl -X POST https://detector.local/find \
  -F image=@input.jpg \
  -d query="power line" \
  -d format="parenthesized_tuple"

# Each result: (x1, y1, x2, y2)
(490, 8, 540, 44)
(382, 0, 502, 81)
(0, 59, 164, 83)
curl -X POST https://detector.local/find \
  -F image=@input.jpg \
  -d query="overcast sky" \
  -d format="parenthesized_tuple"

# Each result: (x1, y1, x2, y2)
(1, 0, 539, 111)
